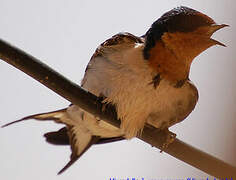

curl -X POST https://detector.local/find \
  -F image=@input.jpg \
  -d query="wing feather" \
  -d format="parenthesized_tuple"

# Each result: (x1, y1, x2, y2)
(81, 32, 144, 87)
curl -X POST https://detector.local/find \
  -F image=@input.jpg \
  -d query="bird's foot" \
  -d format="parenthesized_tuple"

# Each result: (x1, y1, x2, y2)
(160, 129, 176, 152)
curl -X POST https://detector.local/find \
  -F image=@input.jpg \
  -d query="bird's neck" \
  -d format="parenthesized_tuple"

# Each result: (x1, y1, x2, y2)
(147, 40, 191, 84)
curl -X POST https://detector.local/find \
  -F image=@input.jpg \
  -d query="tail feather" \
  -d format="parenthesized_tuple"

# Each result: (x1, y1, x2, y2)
(58, 135, 100, 174)
(2, 117, 29, 128)
(96, 136, 125, 144)
(2, 106, 124, 174)
(2, 109, 67, 128)
(44, 127, 125, 146)
(44, 127, 70, 145)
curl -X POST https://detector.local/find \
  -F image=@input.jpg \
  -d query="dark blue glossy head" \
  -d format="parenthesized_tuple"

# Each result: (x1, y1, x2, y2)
(143, 6, 215, 59)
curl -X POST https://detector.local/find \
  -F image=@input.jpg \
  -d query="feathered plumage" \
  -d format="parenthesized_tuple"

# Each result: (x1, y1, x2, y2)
(2, 6, 227, 174)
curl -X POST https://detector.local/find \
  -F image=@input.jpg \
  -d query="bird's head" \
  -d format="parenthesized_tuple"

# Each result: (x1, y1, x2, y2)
(143, 6, 228, 83)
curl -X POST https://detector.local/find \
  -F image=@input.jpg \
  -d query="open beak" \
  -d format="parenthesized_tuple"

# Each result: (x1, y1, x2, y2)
(209, 24, 229, 47)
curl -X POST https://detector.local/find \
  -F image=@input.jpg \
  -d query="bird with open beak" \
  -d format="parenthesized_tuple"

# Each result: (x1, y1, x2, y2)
(2, 6, 228, 174)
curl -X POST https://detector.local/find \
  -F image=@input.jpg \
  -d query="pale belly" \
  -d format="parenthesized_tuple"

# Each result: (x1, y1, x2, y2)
(82, 56, 198, 137)
(103, 78, 199, 136)
(144, 80, 199, 129)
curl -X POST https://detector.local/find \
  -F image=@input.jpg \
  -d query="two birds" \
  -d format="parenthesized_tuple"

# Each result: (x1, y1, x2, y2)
(3, 6, 227, 174)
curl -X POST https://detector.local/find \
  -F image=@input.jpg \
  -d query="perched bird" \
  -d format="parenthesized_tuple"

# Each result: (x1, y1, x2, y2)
(2, 6, 227, 174)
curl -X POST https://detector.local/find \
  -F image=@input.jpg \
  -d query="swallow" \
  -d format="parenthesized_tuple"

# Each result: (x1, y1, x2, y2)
(2, 6, 228, 174)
